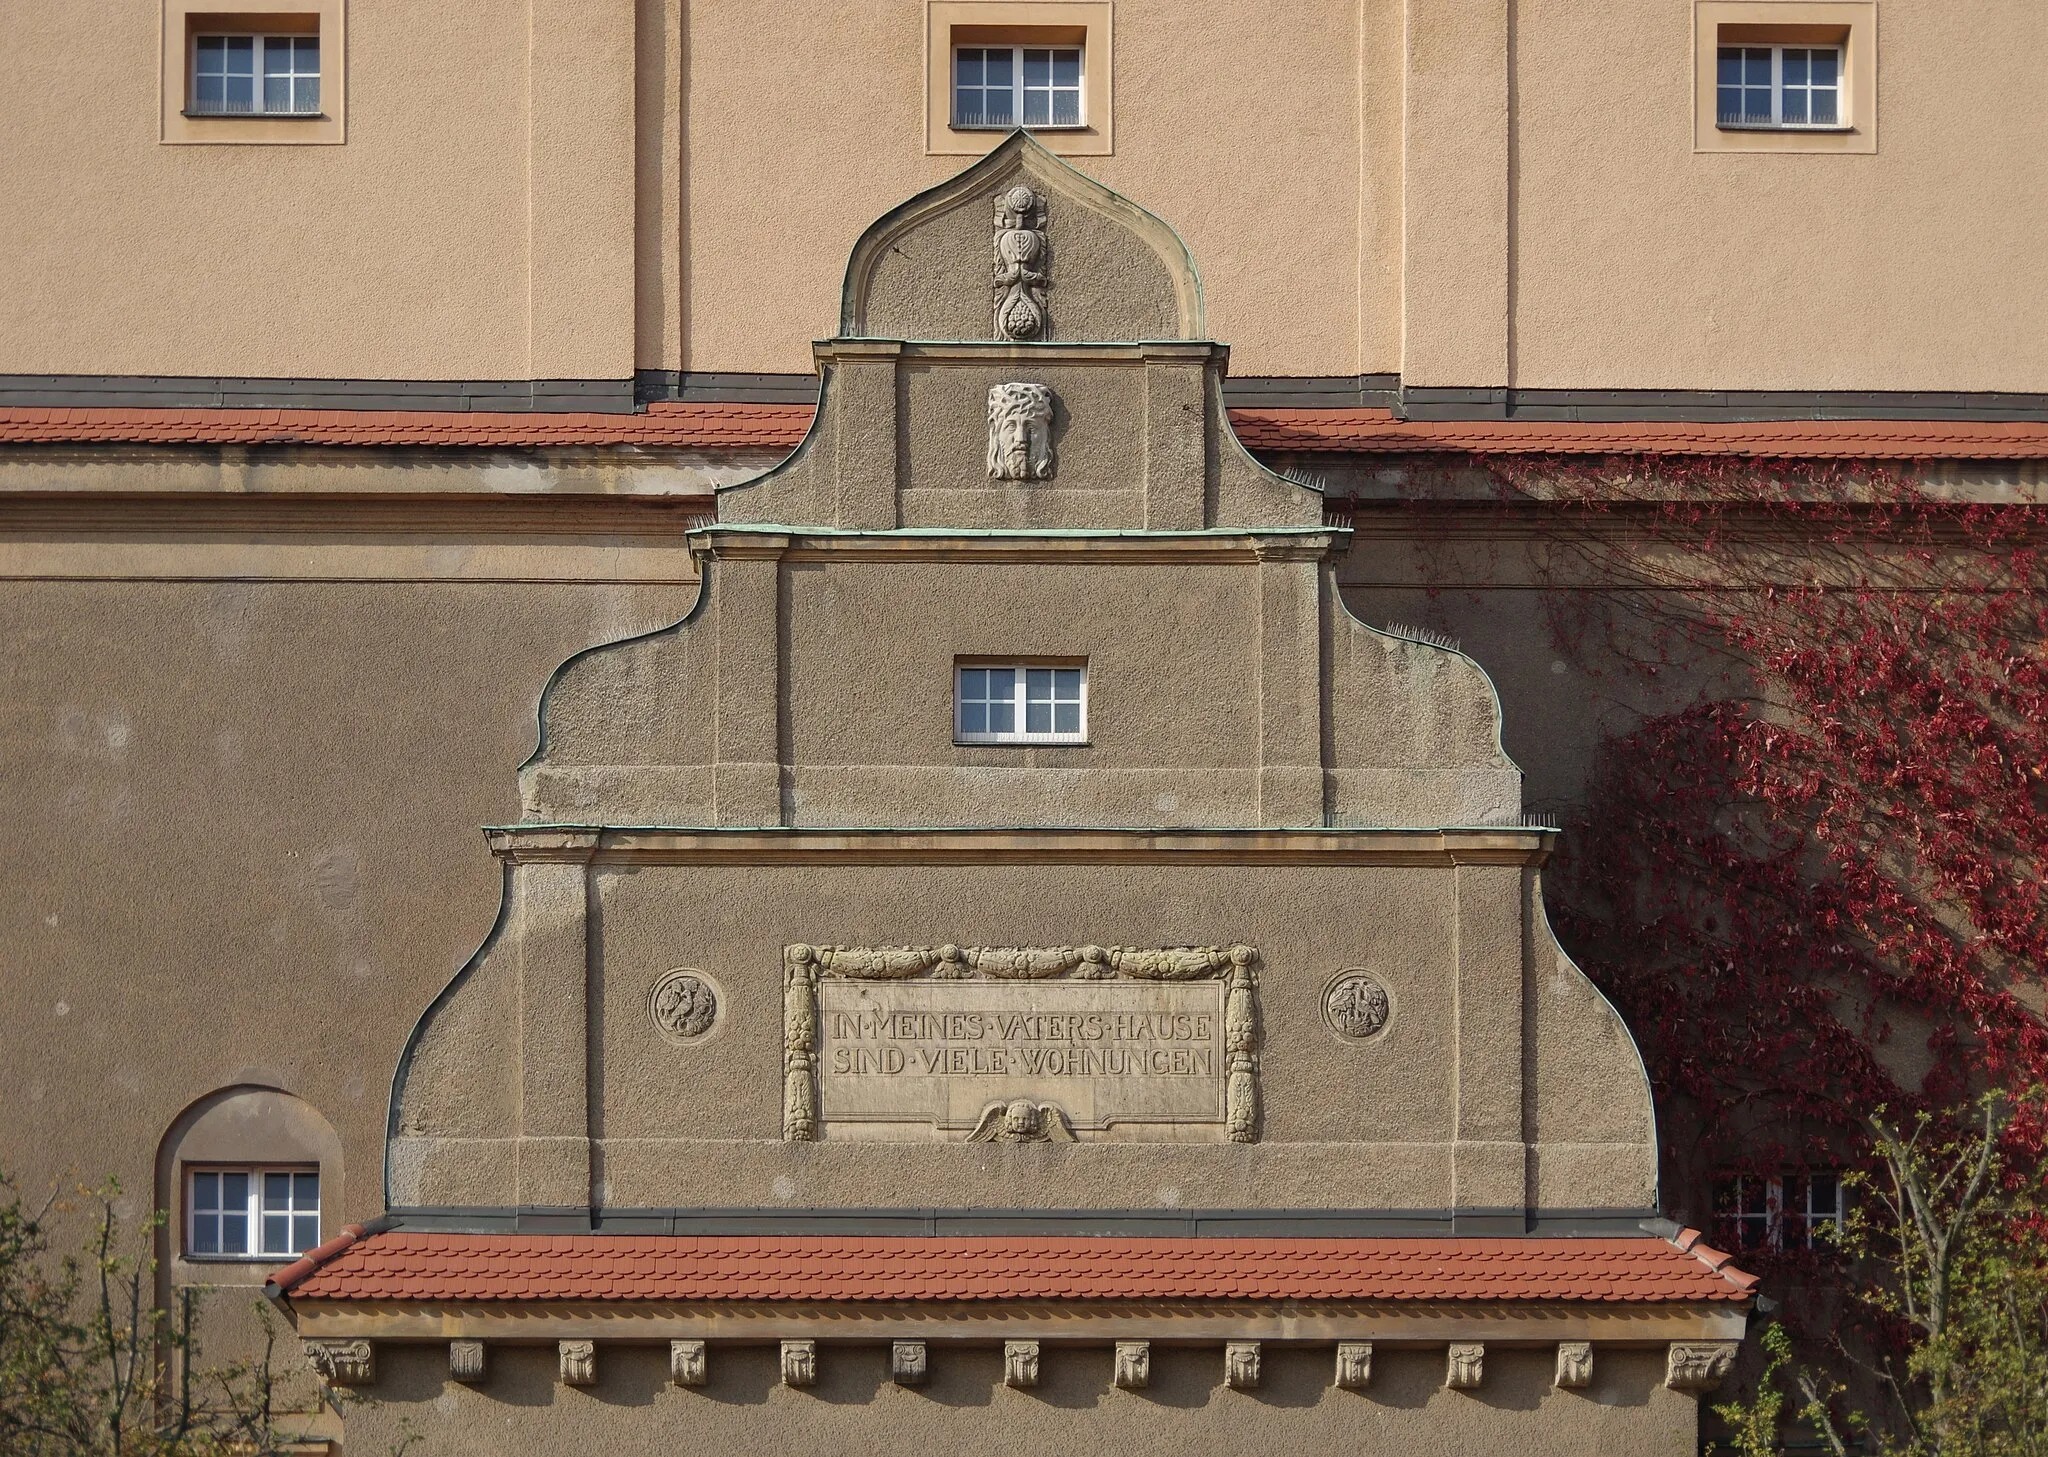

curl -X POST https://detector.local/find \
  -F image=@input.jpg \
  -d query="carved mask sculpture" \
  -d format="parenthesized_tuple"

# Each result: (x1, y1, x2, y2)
(992, 184, 1049, 339)
(987, 381, 1056, 481)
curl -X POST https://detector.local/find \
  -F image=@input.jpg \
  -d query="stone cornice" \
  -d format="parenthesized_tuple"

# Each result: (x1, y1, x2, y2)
(483, 826, 1558, 867)
(688, 525, 1350, 565)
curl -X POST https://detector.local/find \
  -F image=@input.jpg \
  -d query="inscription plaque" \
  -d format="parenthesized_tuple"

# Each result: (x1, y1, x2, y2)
(784, 943, 1259, 1142)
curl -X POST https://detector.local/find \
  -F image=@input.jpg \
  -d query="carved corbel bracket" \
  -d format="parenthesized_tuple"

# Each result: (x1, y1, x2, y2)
(671, 1339, 708, 1388)
(1555, 1341, 1593, 1388)
(1224, 1340, 1261, 1390)
(1114, 1340, 1150, 1390)
(1446, 1342, 1485, 1390)
(781, 1339, 818, 1388)
(558, 1339, 596, 1387)
(1665, 1341, 1739, 1391)
(449, 1339, 486, 1383)
(892, 1339, 929, 1386)
(305, 1337, 373, 1387)
(1335, 1341, 1373, 1390)
(1004, 1339, 1041, 1388)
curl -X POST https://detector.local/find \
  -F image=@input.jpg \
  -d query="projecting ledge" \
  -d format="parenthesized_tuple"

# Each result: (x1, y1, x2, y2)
(482, 824, 1559, 867)
(289, 1302, 1749, 1345)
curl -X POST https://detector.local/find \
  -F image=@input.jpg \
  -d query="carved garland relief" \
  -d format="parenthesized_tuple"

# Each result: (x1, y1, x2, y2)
(783, 944, 1259, 1143)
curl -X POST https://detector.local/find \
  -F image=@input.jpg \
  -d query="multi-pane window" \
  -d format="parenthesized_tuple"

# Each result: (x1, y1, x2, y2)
(956, 664, 1086, 744)
(187, 1167, 320, 1259)
(1714, 1173, 1844, 1252)
(193, 35, 321, 116)
(953, 46, 1084, 129)
(1717, 45, 1841, 128)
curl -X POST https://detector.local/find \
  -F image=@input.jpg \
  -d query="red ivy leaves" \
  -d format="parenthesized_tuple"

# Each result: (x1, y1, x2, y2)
(1489, 457, 2048, 1186)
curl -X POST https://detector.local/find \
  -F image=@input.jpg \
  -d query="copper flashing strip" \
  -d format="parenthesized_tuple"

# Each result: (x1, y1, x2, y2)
(481, 825, 1560, 867)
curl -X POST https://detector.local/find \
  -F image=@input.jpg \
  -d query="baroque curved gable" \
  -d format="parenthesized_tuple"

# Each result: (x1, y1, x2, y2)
(841, 131, 1204, 343)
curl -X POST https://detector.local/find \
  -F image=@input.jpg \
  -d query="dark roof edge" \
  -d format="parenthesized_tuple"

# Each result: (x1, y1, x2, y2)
(375, 1204, 1667, 1239)
(8, 372, 2048, 422)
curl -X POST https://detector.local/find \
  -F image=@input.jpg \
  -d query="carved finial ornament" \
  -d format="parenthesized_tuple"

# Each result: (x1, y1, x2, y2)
(992, 185, 1049, 340)
(987, 381, 1056, 481)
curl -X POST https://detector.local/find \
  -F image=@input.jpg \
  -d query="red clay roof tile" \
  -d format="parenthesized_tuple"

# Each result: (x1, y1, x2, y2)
(3, 402, 2044, 459)
(272, 1232, 1754, 1305)
(1227, 407, 2048, 459)
(0, 402, 814, 449)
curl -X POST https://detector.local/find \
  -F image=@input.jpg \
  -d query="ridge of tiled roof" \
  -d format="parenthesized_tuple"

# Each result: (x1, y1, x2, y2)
(5, 402, 2048, 459)
(270, 1232, 1756, 1305)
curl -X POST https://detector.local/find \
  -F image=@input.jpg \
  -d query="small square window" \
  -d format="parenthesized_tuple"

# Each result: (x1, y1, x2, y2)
(162, 3, 343, 145)
(1693, 4, 1872, 155)
(1716, 43, 1841, 130)
(953, 44, 1084, 129)
(956, 662, 1086, 744)
(1712, 1172, 1844, 1253)
(186, 1165, 319, 1260)
(192, 33, 321, 116)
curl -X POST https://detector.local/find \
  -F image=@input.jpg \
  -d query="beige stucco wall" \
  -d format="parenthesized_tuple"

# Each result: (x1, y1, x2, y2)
(0, 576, 682, 1222)
(3, 3, 2043, 387)
(338, 1341, 1699, 1457)
(1510, 0, 2048, 392)
(0, 0, 635, 381)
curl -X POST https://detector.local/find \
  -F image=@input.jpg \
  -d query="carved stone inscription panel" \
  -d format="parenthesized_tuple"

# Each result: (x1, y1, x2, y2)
(819, 979, 1224, 1138)
(784, 944, 1259, 1142)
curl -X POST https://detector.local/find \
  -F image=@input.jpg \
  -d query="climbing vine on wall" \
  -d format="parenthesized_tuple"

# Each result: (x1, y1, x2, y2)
(1482, 455, 2048, 1216)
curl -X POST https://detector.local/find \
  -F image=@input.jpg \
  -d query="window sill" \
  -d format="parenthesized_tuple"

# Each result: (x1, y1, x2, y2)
(1716, 121, 1854, 133)
(950, 122, 1090, 132)
(954, 739, 1092, 748)
(182, 110, 328, 120)
(181, 1252, 307, 1264)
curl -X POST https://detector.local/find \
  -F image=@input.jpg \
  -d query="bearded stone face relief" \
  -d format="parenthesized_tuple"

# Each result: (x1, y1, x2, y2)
(987, 381, 1056, 481)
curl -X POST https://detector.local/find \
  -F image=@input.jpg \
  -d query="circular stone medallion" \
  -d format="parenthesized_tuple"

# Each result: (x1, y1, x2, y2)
(649, 969, 721, 1045)
(1324, 970, 1392, 1041)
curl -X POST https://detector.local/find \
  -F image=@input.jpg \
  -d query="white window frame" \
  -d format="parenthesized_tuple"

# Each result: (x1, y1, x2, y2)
(954, 662, 1088, 745)
(1715, 1172, 1844, 1252)
(190, 32, 322, 118)
(951, 44, 1086, 130)
(184, 1165, 321, 1261)
(1716, 43, 1845, 130)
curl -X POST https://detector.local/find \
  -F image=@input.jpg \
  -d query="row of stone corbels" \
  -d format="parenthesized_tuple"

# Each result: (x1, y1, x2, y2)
(306, 1337, 1739, 1394)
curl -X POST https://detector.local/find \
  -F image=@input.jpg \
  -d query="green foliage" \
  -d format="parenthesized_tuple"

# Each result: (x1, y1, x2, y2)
(0, 1172, 346, 1457)
(1714, 1098, 2048, 1457)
